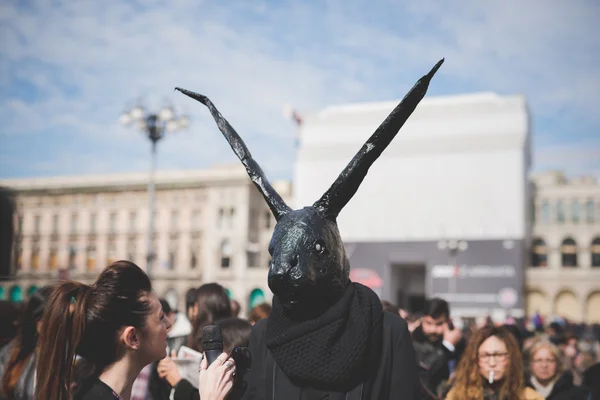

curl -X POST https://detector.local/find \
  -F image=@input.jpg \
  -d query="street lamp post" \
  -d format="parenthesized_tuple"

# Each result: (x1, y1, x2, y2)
(437, 239, 468, 299)
(120, 104, 189, 280)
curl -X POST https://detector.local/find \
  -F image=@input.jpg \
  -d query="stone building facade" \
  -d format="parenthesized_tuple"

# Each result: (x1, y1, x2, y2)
(0, 163, 292, 316)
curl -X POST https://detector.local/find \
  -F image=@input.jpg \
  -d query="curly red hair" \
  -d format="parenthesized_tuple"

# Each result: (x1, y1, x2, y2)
(449, 325, 525, 399)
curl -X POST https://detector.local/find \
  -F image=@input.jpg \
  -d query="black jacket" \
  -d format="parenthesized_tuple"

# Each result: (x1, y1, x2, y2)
(237, 312, 419, 400)
(411, 326, 461, 398)
(526, 371, 588, 400)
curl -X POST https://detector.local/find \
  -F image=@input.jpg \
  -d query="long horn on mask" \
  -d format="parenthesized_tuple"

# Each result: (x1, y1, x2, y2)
(175, 88, 292, 221)
(313, 58, 444, 219)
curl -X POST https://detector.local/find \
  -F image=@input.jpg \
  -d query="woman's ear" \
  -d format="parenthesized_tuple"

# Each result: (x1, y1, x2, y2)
(122, 326, 140, 350)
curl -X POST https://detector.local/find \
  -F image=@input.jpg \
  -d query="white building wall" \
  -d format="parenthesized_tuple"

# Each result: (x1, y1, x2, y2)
(294, 92, 530, 242)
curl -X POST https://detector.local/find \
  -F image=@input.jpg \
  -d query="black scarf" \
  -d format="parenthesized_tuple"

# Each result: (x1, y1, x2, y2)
(265, 282, 383, 391)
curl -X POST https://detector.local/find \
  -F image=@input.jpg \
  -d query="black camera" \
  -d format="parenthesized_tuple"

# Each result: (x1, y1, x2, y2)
(227, 346, 251, 375)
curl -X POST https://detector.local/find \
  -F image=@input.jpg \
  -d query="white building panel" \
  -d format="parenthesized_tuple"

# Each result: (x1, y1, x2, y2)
(294, 92, 530, 242)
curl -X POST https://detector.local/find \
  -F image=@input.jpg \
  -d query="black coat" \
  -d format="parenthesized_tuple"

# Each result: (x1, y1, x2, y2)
(411, 325, 462, 398)
(527, 372, 588, 400)
(238, 312, 420, 400)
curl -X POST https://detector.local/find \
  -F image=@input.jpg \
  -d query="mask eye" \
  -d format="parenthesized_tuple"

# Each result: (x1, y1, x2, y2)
(314, 240, 326, 254)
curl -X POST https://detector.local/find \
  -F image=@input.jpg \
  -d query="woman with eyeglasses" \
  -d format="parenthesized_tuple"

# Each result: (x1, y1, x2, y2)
(527, 340, 587, 400)
(445, 326, 544, 400)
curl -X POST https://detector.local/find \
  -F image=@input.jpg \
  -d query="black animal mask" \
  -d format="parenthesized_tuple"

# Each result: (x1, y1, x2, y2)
(176, 59, 443, 319)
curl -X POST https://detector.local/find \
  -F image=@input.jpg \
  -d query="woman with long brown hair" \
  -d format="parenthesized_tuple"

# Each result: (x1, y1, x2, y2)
(446, 325, 543, 400)
(35, 261, 173, 400)
(188, 283, 232, 351)
(0, 286, 51, 399)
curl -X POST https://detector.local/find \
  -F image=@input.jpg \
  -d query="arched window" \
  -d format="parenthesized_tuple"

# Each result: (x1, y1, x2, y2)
(531, 238, 548, 267)
(27, 285, 38, 297)
(561, 238, 578, 267)
(9, 286, 23, 303)
(0, 287, 5, 300)
(592, 237, 600, 268)
(220, 239, 232, 268)
(249, 288, 265, 310)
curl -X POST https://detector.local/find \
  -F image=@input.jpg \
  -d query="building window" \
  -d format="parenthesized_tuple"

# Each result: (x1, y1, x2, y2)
(541, 201, 550, 224)
(531, 238, 548, 268)
(17, 215, 23, 234)
(68, 246, 77, 269)
(247, 251, 260, 268)
(191, 251, 198, 269)
(15, 248, 22, 270)
(129, 211, 137, 232)
(571, 200, 580, 223)
(107, 242, 117, 265)
(556, 200, 565, 224)
(49, 248, 58, 270)
(71, 213, 78, 234)
(218, 208, 225, 229)
(168, 251, 177, 270)
(586, 200, 595, 224)
(31, 247, 40, 270)
(109, 212, 117, 233)
(52, 214, 59, 234)
(86, 245, 96, 271)
(592, 237, 600, 268)
(127, 241, 136, 264)
(34, 215, 41, 234)
(228, 208, 235, 228)
(220, 239, 232, 268)
(90, 213, 97, 233)
(265, 211, 272, 229)
(561, 238, 577, 267)
(171, 211, 179, 232)
(192, 210, 201, 231)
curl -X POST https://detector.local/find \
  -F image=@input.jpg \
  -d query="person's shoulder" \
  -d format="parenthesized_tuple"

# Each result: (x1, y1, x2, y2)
(444, 387, 456, 400)
(522, 386, 544, 400)
(252, 318, 268, 335)
(382, 311, 409, 334)
(74, 378, 117, 400)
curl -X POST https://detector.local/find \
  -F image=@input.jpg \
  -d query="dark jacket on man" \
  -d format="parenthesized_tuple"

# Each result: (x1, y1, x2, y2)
(411, 325, 462, 399)
(238, 283, 420, 400)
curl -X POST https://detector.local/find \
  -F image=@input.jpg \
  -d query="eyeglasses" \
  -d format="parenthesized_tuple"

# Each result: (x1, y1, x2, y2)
(478, 352, 509, 363)
(532, 358, 557, 365)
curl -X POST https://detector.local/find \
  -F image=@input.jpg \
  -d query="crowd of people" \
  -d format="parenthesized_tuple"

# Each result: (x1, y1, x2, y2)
(0, 261, 599, 399)
(382, 298, 600, 399)
(0, 261, 270, 400)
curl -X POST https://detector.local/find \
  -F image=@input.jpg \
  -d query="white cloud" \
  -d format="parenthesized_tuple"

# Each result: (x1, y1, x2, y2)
(0, 0, 598, 180)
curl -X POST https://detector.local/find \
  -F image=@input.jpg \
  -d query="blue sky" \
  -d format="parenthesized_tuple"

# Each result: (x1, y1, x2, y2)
(1, 0, 599, 181)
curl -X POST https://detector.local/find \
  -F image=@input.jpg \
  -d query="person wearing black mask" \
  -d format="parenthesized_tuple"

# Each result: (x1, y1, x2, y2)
(175, 57, 444, 399)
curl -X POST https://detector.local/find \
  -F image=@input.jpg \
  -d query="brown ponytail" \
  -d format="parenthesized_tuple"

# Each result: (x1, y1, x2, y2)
(35, 282, 92, 400)
(35, 261, 152, 400)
